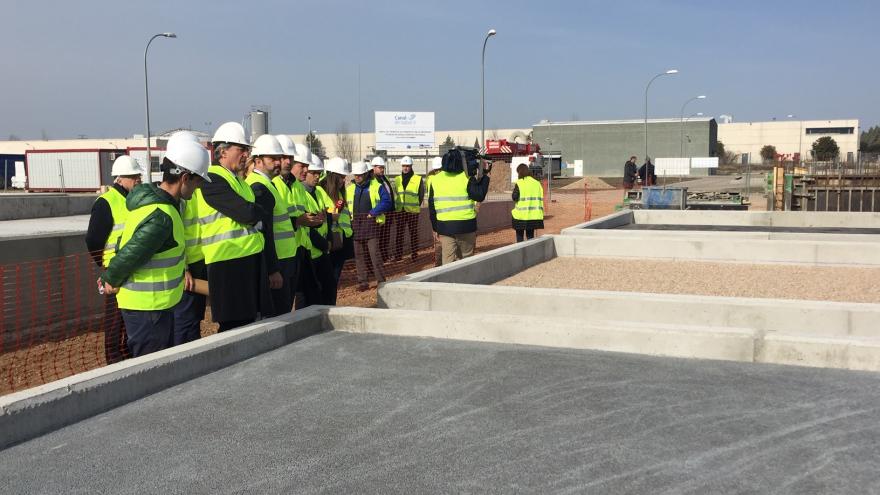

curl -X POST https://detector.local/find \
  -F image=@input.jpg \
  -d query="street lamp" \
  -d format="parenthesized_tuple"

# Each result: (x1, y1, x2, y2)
(644, 69, 678, 184)
(680, 95, 706, 157)
(144, 32, 176, 178)
(480, 29, 497, 153)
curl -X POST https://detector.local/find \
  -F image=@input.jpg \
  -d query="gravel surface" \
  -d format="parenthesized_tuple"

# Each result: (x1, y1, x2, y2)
(497, 257, 880, 303)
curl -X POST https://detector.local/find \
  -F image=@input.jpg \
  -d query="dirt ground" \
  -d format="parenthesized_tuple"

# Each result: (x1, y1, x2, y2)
(497, 257, 880, 304)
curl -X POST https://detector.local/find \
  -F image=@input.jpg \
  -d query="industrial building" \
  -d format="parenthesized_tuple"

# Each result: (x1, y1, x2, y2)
(533, 118, 717, 177)
(716, 119, 860, 164)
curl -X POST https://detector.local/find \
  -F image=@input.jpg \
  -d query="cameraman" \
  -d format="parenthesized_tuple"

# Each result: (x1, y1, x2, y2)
(428, 148, 490, 265)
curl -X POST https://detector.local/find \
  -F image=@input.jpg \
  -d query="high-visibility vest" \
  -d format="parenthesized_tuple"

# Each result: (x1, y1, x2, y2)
(394, 174, 422, 213)
(115, 203, 185, 311)
(299, 186, 330, 259)
(180, 193, 204, 265)
(245, 171, 297, 260)
(272, 175, 304, 252)
(512, 177, 545, 221)
(195, 165, 264, 264)
(97, 187, 129, 267)
(323, 186, 353, 238)
(346, 180, 386, 226)
(429, 172, 476, 222)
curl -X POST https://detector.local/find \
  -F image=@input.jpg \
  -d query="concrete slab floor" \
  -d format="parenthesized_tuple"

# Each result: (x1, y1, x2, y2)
(2, 331, 879, 494)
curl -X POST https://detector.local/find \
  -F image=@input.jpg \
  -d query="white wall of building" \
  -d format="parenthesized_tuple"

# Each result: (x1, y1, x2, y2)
(717, 119, 859, 164)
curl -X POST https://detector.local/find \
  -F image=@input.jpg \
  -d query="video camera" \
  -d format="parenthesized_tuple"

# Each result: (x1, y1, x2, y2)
(441, 146, 492, 180)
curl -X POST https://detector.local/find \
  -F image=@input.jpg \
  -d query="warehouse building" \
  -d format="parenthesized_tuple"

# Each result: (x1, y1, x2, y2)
(716, 119, 860, 165)
(532, 118, 717, 177)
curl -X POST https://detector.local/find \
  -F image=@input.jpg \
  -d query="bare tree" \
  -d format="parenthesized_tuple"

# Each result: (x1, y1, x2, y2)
(334, 122, 356, 162)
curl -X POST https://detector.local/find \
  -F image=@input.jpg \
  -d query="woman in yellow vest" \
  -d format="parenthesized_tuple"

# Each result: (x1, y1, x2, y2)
(321, 157, 354, 283)
(98, 140, 210, 357)
(393, 155, 425, 262)
(86, 155, 142, 363)
(197, 122, 265, 332)
(246, 134, 297, 316)
(511, 164, 545, 242)
(348, 160, 394, 291)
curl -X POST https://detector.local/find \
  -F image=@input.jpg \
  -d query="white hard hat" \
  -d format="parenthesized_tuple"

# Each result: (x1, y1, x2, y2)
(251, 134, 284, 157)
(111, 155, 142, 176)
(211, 122, 249, 146)
(370, 156, 386, 167)
(292, 143, 312, 165)
(165, 140, 212, 182)
(431, 156, 443, 170)
(308, 154, 324, 172)
(166, 131, 200, 150)
(325, 156, 349, 175)
(400, 156, 413, 166)
(351, 161, 370, 175)
(275, 134, 296, 157)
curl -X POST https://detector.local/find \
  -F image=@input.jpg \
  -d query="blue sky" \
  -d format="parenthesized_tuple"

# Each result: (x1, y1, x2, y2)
(3, 0, 877, 140)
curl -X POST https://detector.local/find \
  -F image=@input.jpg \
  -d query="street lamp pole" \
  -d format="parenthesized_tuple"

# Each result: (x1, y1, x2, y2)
(481, 29, 497, 154)
(644, 69, 678, 186)
(144, 32, 176, 179)
(680, 95, 706, 158)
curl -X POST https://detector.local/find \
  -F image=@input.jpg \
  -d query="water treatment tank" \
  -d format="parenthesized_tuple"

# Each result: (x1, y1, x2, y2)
(249, 110, 269, 143)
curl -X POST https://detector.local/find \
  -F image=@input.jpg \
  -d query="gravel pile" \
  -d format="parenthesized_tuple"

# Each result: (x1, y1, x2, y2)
(496, 257, 880, 303)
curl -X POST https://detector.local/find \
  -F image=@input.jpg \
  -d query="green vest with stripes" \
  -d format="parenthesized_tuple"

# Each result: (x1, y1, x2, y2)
(299, 185, 330, 259)
(97, 187, 129, 268)
(512, 177, 545, 221)
(115, 203, 185, 311)
(394, 174, 422, 213)
(246, 171, 297, 260)
(429, 172, 476, 222)
(195, 165, 264, 264)
(181, 193, 204, 265)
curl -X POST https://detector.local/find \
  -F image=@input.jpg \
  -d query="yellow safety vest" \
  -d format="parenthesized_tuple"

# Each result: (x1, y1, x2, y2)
(429, 172, 476, 222)
(512, 177, 545, 221)
(180, 193, 204, 265)
(322, 186, 353, 238)
(394, 174, 422, 213)
(115, 203, 185, 311)
(246, 171, 297, 260)
(346, 180, 386, 226)
(97, 187, 129, 267)
(299, 185, 330, 259)
(195, 165, 264, 264)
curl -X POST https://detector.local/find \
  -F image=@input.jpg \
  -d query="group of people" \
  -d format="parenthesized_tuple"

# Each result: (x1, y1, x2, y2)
(87, 122, 509, 361)
(622, 155, 657, 189)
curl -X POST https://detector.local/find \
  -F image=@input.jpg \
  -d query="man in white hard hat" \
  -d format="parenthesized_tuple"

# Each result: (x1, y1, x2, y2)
(98, 140, 211, 357)
(296, 155, 337, 306)
(392, 155, 425, 262)
(370, 156, 395, 261)
(167, 131, 211, 347)
(86, 154, 143, 364)
(245, 134, 296, 316)
(348, 160, 394, 290)
(196, 122, 265, 332)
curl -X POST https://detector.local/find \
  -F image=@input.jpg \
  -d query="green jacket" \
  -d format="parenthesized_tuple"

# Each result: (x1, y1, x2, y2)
(102, 183, 180, 288)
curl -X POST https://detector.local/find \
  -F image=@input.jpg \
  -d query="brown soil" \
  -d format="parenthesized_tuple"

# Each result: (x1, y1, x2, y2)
(496, 257, 880, 304)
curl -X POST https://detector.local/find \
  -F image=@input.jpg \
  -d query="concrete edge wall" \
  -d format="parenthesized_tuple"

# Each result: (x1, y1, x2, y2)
(396, 235, 556, 285)
(560, 228, 880, 243)
(632, 210, 880, 229)
(554, 234, 880, 266)
(561, 209, 633, 233)
(0, 194, 97, 221)
(377, 282, 880, 337)
(0, 232, 87, 264)
(0, 306, 327, 450)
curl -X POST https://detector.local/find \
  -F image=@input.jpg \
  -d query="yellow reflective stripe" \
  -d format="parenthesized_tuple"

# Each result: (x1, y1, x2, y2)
(434, 195, 469, 201)
(275, 230, 296, 240)
(197, 212, 224, 225)
(122, 276, 184, 292)
(182, 217, 198, 227)
(185, 238, 200, 247)
(201, 227, 259, 246)
(435, 204, 475, 214)
(514, 206, 544, 211)
(140, 254, 185, 270)
(112, 223, 125, 230)
(518, 197, 543, 201)
(273, 213, 289, 223)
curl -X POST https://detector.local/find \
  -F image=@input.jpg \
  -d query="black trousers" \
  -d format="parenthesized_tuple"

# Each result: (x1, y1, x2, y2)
(172, 260, 206, 346)
(121, 309, 172, 357)
(103, 293, 129, 364)
(296, 254, 337, 308)
(515, 229, 535, 243)
(268, 257, 296, 316)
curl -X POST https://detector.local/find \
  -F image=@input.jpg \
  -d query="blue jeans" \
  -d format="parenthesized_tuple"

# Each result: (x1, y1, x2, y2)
(121, 309, 173, 358)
